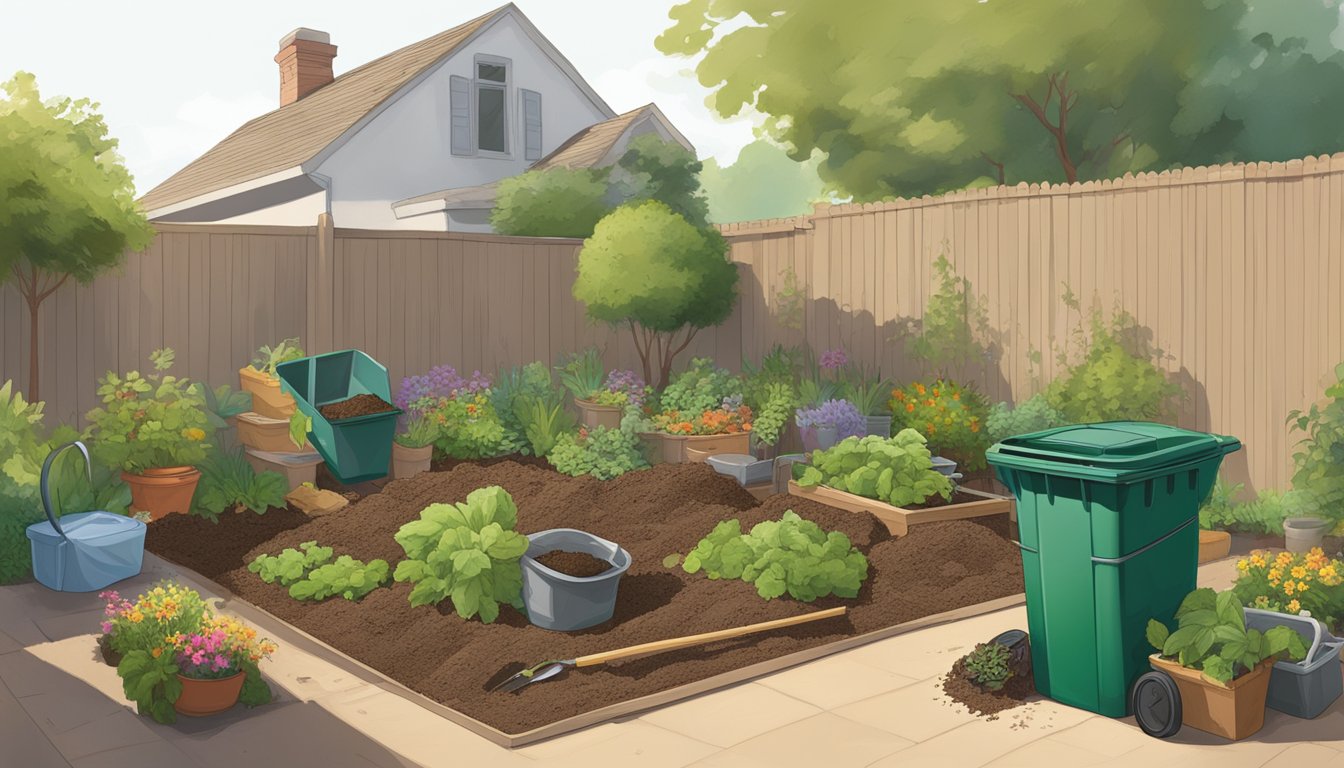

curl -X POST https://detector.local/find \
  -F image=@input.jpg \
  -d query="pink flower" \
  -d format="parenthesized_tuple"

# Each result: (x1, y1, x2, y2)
(192, 651, 206, 666)
(819, 348, 848, 370)
(100, 621, 113, 634)
(212, 654, 230, 670)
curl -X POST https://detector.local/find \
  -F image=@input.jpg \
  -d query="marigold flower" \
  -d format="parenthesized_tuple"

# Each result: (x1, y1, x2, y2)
(151, 647, 163, 658)
(1236, 559, 1249, 572)
(1284, 581, 1296, 595)
(1292, 566, 1308, 580)
(1288, 599, 1302, 613)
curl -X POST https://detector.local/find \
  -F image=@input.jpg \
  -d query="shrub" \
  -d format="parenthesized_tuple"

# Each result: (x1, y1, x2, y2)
(1147, 587, 1305, 684)
(742, 344, 802, 411)
(908, 253, 991, 375)
(962, 643, 1013, 691)
(513, 394, 577, 457)
(423, 392, 505, 459)
(751, 382, 798, 447)
(681, 510, 869, 601)
(1198, 479, 1293, 536)
(191, 447, 288, 522)
(491, 167, 613, 238)
(392, 486, 529, 622)
(549, 418, 650, 480)
(889, 380, 990, 470)
(86, 349, 214, 472)
(491, 362, 556, 455)
(1045, 303, 1181, 424)
(1232, 548, 1344, 631)
(660, 358, 743, 416)
(795, 398, 867, 440)
(986, 394, 1067, 444)
(1287, 362, 1344, 526)
(797, 431, 953, 507)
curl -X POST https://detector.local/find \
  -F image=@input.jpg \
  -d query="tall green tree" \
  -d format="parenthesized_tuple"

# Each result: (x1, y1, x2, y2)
(657, 0, 1344, 200)
(699, 139, 825, 223)
(491, 167, 612, 238)
(573, 200, 738, 388)
(609, 133, 712, 228)
(0, 72, 154, 401)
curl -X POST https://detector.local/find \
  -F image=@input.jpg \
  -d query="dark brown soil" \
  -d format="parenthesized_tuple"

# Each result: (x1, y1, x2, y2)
(942, 647, 1036, 719)
(146, 461, 1024, 735)
(319, 394, 397, 421)
(431, 453, 554, 474)
(97, 634, 121, 667)
(145, 505, 310, 579)
(534, 550, 612, 578)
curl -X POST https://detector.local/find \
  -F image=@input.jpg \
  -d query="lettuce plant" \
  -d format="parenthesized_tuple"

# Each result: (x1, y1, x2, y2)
(248, 541, 334, 586)
(797, 430, 953, 507)
(289, 556, 389, 601)
(963, 642, 1013, 691)
(548, 420, 649, 480)
(392, 486, 530, 622)
(682, 510, 869, 601)
(250, 338, 304, 378)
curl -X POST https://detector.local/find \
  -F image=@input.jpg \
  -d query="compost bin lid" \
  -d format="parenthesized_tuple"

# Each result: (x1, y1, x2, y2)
(26, 511, 145, 544)
(988, 421, 1238, 470)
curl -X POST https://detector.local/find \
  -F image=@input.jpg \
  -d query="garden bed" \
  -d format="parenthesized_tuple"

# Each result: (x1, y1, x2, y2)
(787, 480, 1015, 536)
(145, 461, 1024, 743)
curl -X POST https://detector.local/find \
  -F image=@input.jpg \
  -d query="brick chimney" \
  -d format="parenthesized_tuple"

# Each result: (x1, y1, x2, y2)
(275, 28, 336, 107)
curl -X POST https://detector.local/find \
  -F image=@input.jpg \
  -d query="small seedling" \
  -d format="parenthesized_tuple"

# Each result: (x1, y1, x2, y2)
(963, 642, 1013, 691)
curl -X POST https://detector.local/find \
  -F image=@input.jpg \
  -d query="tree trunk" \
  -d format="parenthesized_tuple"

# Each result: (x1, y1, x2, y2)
(14, 264, 69, 403)
(27, 293, 39, 402)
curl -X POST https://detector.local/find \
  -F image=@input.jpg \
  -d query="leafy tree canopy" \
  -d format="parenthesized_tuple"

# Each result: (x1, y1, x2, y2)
(700, 139, 825, 223)
(0, 71, 153, 400)
(657, 0, 1344, 200)
(491, 167, 612, 238)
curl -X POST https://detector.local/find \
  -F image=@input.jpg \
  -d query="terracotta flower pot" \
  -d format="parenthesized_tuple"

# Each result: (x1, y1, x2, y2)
(391, 442, 433, 479)
(1148, 654, 1274, 740)
(122, 467, 201, 521)
(174, 671, 245, 717)
(574, 399, 623, 430)
(238, 366, 297, 420)
(660, 432, 751, 463)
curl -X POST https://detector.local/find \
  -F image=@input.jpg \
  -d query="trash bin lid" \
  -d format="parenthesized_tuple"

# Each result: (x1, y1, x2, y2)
(26, 511, 146, 544)
(989, 421, 1239, 471)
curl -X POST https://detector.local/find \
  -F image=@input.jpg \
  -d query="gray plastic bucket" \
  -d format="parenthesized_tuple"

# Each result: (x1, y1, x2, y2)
(521, 529, 630, 632)
(1244, 607, 1344, 718)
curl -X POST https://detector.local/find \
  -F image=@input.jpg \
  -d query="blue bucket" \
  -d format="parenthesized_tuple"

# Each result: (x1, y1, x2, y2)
(25, 442, 146, 592)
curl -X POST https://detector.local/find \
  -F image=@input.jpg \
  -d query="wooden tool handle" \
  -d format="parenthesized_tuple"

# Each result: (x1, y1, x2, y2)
(574, 606, 848, 668)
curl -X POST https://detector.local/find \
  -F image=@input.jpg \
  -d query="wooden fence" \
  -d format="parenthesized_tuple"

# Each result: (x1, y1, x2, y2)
(5, 152, 1344, 491)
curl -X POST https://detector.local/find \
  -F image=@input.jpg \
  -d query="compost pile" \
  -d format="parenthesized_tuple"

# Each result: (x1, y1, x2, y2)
(146, 461, 1024, 735)
(535, 550, 612, 578)
(941, 647, 1036, 718)
(318, 393, 396, 421)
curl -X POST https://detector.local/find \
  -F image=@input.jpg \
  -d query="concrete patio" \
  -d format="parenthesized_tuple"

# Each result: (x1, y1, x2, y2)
(4, 554, 1344, 768)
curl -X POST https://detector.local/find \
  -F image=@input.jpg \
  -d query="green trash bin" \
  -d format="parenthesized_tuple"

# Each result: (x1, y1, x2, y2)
(986, 421, 1241, 717)
(276, 350, 401, 484)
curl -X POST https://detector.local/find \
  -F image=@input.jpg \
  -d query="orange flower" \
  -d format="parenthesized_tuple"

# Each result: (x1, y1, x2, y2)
(894, 391, 905, 401)
(915, 384, 926, 395)
(742, 422, 752, 431)
(905, 403, 915, 412)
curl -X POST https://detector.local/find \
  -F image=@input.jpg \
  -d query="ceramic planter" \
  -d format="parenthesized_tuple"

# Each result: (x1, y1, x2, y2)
(238, 366, 297, 420)
(1148, 655, 1274, 740)
(391, 442, 433, 479)
(1284, 517, 1331, 553)
(1198, 529, 1232, 563)
(244, 448, 323, 491)
(122, 467, 201, 521)
(174, 671, 245, 717)
(574, 399, 623, 430)
(520, 528, 631, 631)
(236, 412, 312, 454)
(660, 431, 751, 463)
(788, 479, 1015, 536)
(864, 414, 892, 438)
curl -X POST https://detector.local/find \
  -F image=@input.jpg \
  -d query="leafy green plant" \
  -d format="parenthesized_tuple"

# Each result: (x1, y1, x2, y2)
(742, 345, 802, 409)
(660, 358, 743, 416)
(774, 267, 805, 331)
(556, 348, 606, 402)
(86, 349, 215, 472)
(289, 556, 389, 602)
(1045, 296, 1182, 424)
(1286, 362, 1344, 527)
(394, 414, 439, 449)
(250, 338, 305, 378)
(248, 541, 334, 586)
(1199, 479, 1294, 535)
(199, 383, 252, 433)
(548, 419, 650, 480)
(492, 362, 557, 455)
(751, 382, 798, 448)
(117, 648, 182, 724)
(1146, 588, 1306, 684)
(962, 642, 1013, 691)
(514, 394, 577, 457)
(682, 510, 869, 601)
(890, 379, 990, 470)
(191, 447, 288, 522)
(797, 431, 954, 507)
(841, 362, 892, 417)
(392, 486, 530, 622)
(288, 411, 311, 450)
(427, 392, 506, 459)
(908, 253, 991, 375)
(986, 394, 1067, 444)
(491, 166, 613, 238)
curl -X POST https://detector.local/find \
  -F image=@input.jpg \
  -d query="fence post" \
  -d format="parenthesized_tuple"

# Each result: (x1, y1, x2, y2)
(309, 213, 335, 353)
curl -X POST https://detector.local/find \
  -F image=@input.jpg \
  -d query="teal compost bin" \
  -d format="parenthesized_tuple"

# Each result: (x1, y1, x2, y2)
(276, 350, 401, 484)
(986, 421, 1241, 717)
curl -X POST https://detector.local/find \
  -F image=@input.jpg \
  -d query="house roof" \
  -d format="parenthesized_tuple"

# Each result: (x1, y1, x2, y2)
(140, 3, 614, 215)
(530, 103, 692, 170)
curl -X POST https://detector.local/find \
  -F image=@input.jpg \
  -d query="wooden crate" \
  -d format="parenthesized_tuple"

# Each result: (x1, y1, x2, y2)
(788, 480, 1015, 536)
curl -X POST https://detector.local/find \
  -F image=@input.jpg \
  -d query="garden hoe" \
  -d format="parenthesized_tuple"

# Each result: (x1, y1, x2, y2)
(491, 606, 848, 693)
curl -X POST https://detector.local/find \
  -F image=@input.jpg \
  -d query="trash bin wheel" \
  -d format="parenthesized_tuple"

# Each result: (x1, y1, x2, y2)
(1131, 671, 1182, 738)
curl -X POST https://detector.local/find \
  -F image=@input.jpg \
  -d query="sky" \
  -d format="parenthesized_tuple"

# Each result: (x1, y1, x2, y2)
(0, 1, 762, 195)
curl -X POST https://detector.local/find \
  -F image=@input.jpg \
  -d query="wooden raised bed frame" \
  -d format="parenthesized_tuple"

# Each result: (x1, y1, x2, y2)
(788, 480, 1015, 536)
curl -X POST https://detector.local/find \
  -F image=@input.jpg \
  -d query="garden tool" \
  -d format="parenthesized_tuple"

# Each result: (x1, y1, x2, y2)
(491, 606, 848, 693)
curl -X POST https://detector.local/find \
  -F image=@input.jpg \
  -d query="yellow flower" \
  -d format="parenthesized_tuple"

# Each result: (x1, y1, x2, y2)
(1298, 580, 1309, 592)
(1236, 559, 1250, 572)
(1250, 554, 1267, 568)
(1284, 581, 1296, 595)
(1254, 595, 1271, 608)
(1292, 566, 1308, 580)
(1276, 551, 1293, 566)
(181, 427, 205, 441)
(1287, 599, 1302, 613)
(129, 611, 144, 623)
(1268, 568, 1282, 581)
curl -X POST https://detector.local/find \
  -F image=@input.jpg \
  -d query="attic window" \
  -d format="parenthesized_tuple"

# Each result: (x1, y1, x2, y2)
(474, 55, 509, 154)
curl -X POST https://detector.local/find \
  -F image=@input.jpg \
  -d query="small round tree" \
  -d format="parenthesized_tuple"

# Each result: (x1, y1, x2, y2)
(491, 167, 612, 238)
(574, 201, 738, 389)
(0, 71, 154, 401)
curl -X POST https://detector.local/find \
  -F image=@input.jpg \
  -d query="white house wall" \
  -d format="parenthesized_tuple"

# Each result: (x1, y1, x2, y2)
(192, 190, 327, 226)
(316, 13, 610, 230)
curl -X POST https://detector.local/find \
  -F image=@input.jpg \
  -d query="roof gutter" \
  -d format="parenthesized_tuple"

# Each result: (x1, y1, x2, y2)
(142, 166, 310, 221)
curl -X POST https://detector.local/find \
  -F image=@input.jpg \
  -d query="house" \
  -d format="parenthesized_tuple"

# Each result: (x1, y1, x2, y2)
(138, 4, 694, 232)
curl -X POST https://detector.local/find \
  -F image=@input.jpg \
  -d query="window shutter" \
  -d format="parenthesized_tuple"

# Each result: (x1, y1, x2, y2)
(450, 75, 471, 155)
(522, 89, 542, 161)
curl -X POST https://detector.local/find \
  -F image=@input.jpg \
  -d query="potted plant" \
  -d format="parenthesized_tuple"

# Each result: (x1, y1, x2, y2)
(841, 363, 892, 437)
(86, 349, 214, 520)
(651, 358, 750, 462)
(557, 348, 620, 429)
(1145, 588, 1306, 740)
(239, 338, 305, 420)
(748, 381, 797, 461)
(890, 379, 991, 472)
(391, 414, 438, 479)
(795, 399, 866, 454)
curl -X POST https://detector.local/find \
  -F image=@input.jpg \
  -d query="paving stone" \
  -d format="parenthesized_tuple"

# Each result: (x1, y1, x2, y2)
(639, 683, 820, 749)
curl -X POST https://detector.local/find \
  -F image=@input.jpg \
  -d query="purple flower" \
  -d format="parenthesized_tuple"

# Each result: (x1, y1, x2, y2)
(396, 365, 492, 415)
(603, 369, 648, 407)
(819, 348, 848, 370)
(795, 399, 866, 438)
